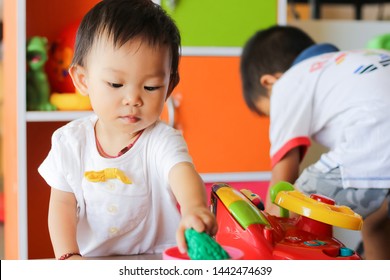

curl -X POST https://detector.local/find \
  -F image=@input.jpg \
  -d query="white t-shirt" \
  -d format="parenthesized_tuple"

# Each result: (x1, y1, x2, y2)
(270, 49, 390, 189)
(39, 115, 193, 257)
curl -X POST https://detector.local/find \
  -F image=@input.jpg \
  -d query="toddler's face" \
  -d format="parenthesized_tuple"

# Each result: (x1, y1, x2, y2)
(80, 36, 171, 135)
(254, 95, 270, 116)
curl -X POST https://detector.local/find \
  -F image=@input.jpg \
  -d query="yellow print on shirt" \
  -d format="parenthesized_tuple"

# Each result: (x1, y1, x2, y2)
(84, 168, 132, 184)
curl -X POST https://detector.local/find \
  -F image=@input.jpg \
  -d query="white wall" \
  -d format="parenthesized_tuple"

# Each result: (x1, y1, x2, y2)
(290, 19, 390, 50)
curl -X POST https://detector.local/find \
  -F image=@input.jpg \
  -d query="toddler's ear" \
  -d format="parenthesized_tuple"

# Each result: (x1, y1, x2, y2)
(259, 74, 278, 92)
(69, 65, 89, 96)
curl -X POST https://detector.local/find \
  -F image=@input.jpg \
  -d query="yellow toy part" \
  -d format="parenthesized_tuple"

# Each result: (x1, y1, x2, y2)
(274, 188, 363, 230)
(215, 184, 242, 207)
(214, 183, 270, 228)
(50, 90, 92, 111)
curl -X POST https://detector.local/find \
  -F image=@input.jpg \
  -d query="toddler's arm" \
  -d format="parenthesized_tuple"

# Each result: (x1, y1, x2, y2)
(266, 147, 300, 215)
(48, 188, 82, 260)
(169, 162, 218, 253)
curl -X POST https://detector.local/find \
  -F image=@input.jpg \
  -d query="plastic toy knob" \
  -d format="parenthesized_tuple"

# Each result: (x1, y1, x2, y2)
(339, 247, 354, 257)
(270, 181, 295, 217)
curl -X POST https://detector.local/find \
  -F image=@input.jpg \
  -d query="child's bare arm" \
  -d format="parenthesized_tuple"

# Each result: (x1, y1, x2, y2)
(169, 162, 218, 253)
(266, 147, 301, 215)
(48, 188, 82, 259)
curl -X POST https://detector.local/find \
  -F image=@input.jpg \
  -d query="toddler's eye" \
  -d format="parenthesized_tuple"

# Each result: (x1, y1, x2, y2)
(109, 83, 123, 88)
(144, 86, 159, 91)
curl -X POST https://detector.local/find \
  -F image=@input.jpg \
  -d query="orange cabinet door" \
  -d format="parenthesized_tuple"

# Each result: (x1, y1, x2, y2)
(171, 56, 271, 173)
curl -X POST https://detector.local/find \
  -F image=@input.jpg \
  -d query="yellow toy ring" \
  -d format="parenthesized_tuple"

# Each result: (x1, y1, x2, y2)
(274, 190, 363, 230)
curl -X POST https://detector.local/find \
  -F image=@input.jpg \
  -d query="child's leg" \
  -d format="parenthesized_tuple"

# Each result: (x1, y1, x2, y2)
(295, 165, 390, 259)
(362, 197, 390, 260)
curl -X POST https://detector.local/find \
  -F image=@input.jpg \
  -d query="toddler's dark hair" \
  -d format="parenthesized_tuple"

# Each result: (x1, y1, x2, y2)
(240, 25, 315, 115)
(72, 0, 181, 94)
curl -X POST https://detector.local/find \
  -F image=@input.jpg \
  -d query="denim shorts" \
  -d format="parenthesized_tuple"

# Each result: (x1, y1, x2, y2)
(295, 165, 390, 219)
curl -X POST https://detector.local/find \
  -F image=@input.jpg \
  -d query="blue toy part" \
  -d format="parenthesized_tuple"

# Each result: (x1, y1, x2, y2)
(339, 247, 354, 257)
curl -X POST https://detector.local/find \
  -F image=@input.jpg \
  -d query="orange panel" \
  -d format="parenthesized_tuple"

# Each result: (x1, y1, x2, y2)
(3, 0, 20, 260)
(172, 56, 271, 173)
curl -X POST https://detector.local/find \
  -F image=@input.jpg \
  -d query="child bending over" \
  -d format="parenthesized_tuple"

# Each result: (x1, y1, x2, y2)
(240, 25, 390, 259)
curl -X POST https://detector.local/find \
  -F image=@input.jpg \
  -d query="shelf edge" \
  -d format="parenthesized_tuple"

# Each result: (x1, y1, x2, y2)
(26, 111, 94, 122)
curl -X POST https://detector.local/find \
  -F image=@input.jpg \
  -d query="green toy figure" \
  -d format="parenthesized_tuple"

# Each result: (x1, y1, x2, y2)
(26, 36, 56, 111)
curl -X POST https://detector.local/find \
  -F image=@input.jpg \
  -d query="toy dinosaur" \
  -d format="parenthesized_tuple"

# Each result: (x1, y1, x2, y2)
(26, 36, 56, 111)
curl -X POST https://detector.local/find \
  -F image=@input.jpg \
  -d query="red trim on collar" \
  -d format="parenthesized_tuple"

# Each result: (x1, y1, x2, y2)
(96, 130, 144, 158)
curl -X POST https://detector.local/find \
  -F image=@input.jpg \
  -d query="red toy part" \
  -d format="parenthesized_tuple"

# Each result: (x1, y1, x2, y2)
(211, 182, 362, 260)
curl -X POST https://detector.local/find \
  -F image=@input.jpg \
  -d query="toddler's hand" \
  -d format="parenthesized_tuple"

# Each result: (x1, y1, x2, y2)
(176, 207, 218, 254)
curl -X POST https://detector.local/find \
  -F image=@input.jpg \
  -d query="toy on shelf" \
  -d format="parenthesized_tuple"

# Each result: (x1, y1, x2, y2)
(50, 90, 92, 111)
(46, 20, 92, 111)
(211, 182, 363, 260)
(26, 36, 57, 111)
(46, 21, 79, 94)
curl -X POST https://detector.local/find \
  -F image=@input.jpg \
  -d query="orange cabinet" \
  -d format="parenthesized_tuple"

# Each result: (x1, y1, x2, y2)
(172, 56, 271, 173)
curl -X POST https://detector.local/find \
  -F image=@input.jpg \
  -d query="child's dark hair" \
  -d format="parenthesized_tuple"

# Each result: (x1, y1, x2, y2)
(72, 0, 181, 94)
(240, 25, 315, 115)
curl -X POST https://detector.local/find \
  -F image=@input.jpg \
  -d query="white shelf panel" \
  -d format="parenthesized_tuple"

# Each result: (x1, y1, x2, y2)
(182, 46, 242, 56)
(26, 111, 94, 122)
(200, 171, 271, 183)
